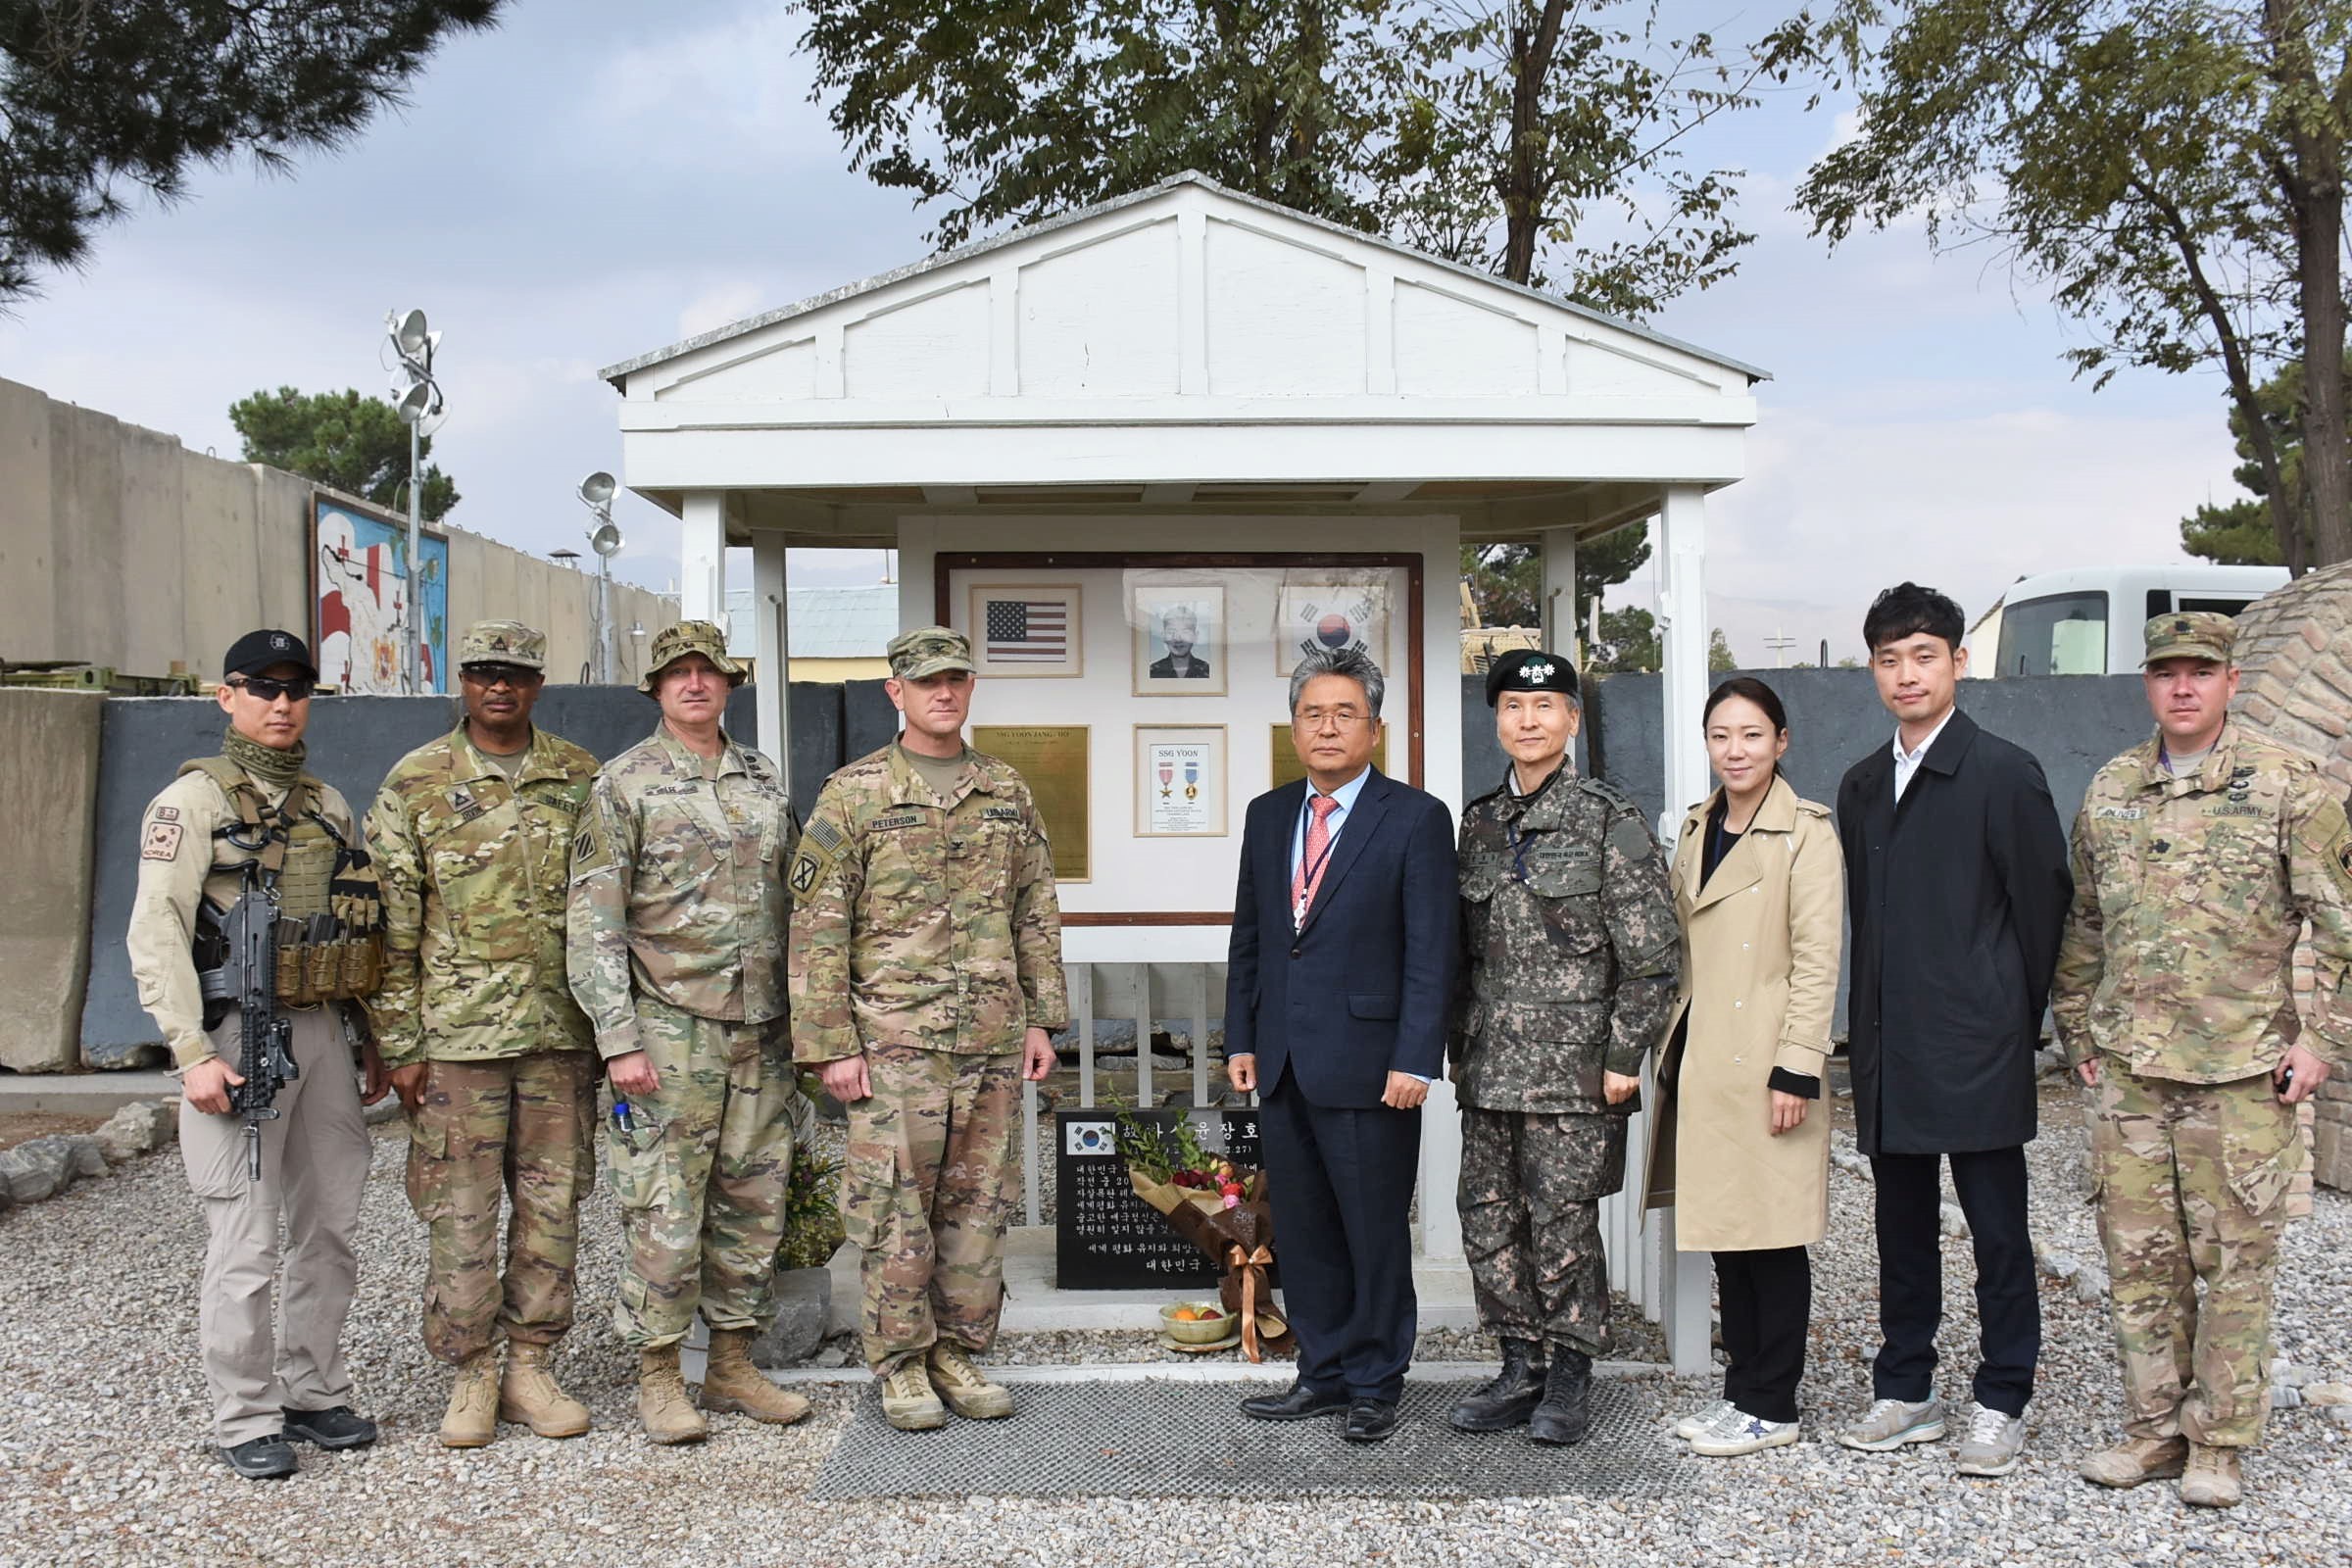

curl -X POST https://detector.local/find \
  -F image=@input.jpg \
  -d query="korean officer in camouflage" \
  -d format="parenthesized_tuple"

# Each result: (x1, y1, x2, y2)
(125, 629, 389, 1480)
(565, 619, 809, 1444)
(788, 626, 1068, 1432)
(2056, 612, 2352, 1508)
(366, 621, 602, 1448)
(1447, 649, 1680, 1445)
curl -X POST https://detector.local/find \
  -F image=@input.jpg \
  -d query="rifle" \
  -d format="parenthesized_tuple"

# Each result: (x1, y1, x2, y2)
(219, 869, 300, 1181)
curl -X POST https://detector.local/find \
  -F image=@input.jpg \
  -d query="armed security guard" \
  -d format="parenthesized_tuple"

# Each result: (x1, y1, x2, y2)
(2056, 612, 2352, 1508)
(126, 629, 388, 1480)
(789, 626, 1068, 1432)
(367, 621, 602, 1447)
(1446, 649, 1680, 1444)
(567, 619, 808, 1445)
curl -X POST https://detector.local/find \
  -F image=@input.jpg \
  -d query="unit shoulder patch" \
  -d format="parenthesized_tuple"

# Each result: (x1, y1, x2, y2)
(140, 819, 183, 861)
(569, 806, 615, 879)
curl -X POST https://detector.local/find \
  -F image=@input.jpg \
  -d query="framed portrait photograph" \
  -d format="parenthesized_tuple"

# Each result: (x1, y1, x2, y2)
(1134, 725, 1228, 837)
(1130, 584, 1226, 696)
(1272, 581, 1390, 676)
(967, 583, 1083, 677)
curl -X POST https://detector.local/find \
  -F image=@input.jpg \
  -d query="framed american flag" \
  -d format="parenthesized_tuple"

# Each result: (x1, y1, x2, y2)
(967, 583, 1084, 677)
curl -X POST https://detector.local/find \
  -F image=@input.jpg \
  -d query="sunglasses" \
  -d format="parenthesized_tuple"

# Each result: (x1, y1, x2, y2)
(228, 676, 316, 703)
(461, 662, 538, 688)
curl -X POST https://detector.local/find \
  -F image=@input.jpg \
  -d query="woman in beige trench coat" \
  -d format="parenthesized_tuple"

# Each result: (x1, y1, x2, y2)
(1645, 676, 1844, 1456)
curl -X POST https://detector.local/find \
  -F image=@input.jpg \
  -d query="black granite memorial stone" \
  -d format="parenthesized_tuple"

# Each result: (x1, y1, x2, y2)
(1054, 1107, 1261, 1290)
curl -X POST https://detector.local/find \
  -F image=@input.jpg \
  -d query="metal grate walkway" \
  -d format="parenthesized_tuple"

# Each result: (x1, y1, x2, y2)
(809, 1378, 1684, 1500)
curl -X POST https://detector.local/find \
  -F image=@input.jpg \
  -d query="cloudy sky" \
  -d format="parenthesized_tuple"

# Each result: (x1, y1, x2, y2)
(3, 1, 2244, 664)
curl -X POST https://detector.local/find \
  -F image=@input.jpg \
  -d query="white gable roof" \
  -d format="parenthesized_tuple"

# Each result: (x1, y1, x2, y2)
(603, 172, 1764, 405)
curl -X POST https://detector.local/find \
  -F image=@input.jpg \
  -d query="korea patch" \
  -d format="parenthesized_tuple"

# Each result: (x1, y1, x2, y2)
(139, 819, 183, 860)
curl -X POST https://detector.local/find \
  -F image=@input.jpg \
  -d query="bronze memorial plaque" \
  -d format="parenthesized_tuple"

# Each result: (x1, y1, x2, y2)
(972, 724, 1092, 882)
(1269, 723, 1387, 791)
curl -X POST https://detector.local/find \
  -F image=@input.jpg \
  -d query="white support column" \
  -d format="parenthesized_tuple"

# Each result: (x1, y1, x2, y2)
(1418, 1073, 1465, 1261)
(1539, 524, 1578, 652)
(680, 491, 727, 624)
(1655, 482, 1716, 1376)
(751, 530, 789, 772)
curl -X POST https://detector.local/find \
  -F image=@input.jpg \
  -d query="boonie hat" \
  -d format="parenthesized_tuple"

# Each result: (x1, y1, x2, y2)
(887, 625, 977, 680)
(2141, 611, 2235, 667)
(460, 619, 547, 672)
(223, 628, 318, 682)
(1484, 648, 1580, 707)
(639, 619, 747, 694)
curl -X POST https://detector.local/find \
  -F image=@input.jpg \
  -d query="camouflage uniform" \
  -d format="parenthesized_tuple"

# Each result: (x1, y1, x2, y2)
(566, 634, 800, 1351)
(1453, 764, 1681, 1354)
(788, 632, 1068, 1375)
(366, 621, 602, 1364)
(2054, 612, 2352, 1450)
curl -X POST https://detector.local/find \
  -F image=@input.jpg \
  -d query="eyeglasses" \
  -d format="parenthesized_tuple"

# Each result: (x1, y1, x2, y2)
(228, 676, 315, 704)
(461, 662, 537, 689)
(1293, 707, 1372, 730)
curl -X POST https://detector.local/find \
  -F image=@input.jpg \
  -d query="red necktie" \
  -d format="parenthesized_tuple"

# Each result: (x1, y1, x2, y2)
(1293, 793, 1340, 930)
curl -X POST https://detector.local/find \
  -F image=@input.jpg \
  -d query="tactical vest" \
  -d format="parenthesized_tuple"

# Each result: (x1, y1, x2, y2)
(181, 756, 384, 1005)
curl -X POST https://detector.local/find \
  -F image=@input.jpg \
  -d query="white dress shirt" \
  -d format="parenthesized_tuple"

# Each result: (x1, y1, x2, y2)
(1891, 710, 1956, 803)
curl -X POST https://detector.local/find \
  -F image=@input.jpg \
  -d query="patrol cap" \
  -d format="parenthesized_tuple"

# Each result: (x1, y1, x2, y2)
(639, 618, 747, 694)
(222, 628, 318, 682)
(1484, 648, 1580, 707)
(459, 619, 547, 672)
(2142, 611, 2235, 667)
(887, 625, 976, 680)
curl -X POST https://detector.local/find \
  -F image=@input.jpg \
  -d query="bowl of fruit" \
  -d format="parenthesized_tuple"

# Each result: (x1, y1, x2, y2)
(1159, 1299, 1236, 1346)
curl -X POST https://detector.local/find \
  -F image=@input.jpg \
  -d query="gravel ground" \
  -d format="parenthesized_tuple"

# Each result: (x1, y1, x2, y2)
(2, 1083, 2347, 1567)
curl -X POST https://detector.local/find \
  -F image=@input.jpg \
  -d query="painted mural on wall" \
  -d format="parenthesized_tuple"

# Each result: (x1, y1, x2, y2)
(313, 498, 448, 694)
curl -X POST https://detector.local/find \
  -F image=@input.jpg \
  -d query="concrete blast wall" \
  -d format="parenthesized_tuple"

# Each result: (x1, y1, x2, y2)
(0, 375, 677, 682)
(0, 690, 104, 1070)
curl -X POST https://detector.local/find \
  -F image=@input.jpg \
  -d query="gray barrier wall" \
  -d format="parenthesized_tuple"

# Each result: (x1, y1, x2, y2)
(68, 669, 2156, 1065)
(1, 690, 105, 1069)
(79, 683, 860, 1063)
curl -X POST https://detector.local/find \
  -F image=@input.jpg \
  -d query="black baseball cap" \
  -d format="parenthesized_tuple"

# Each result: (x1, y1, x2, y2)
(222, 628, 319, 682)
(1484, 648, 1580, 706)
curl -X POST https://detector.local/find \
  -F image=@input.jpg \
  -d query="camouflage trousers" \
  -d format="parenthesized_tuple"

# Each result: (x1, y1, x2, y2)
(604, 997, 795, 1349)
(1459, 1105, 1627, 1356)
(404, 1051, 597, 1363)
(844, 1044, 1020, 1374)
(2090, 1063, 2302, 1447)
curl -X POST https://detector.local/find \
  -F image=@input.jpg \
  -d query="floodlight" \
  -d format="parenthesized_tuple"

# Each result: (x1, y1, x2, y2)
(578, 471, 616, 507)
(590, 522, 623, 558)
(393, 309, 430, 357)
(395, 381, 434, 424)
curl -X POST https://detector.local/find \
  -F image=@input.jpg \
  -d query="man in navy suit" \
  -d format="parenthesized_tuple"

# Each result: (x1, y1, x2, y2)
(1225, 647, 1458, 1443)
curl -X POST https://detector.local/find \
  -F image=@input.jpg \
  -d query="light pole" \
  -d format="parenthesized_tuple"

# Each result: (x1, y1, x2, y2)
(578, 472, 621, 683)
(386, 308, 446, 694)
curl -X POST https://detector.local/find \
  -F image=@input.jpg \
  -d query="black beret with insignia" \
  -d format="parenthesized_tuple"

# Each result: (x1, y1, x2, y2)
(1484, 648, 1580, 706)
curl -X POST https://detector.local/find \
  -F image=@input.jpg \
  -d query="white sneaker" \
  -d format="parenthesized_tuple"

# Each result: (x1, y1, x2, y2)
(1691, 1407, 1802, 1457)
(1954, 1402, 2028, 1477)
(1674, 1398, 1736, 1441)
(1835, 1396, 1947, 1452)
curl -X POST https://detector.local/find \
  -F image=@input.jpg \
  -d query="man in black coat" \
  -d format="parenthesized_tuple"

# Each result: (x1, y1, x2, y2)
(1833, 583, 2072, 1478)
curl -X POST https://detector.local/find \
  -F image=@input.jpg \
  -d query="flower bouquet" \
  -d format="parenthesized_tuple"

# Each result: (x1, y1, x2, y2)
(1112, 1101, 1291, 1361)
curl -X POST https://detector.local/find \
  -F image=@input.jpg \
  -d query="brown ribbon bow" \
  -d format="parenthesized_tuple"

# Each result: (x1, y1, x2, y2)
(1227, 1243, 1279, 1362)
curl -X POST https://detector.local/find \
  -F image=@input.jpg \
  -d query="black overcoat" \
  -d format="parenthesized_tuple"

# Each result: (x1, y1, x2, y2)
(1836, 710, 2073, 1156)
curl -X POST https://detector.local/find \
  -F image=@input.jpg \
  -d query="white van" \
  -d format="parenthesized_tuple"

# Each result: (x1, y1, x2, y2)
(1973, 564, 2288, 677)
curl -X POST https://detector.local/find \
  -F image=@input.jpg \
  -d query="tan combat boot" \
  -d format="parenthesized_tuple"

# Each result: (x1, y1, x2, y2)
(927, 1342, 1013, 1420)
(700, 1328, 811, 1426)
(438, 1346, 500, 1448)
(880, 1360, 948, 1431)
(2079, 1435, 2188, 1489)
(499, 1341, 591, 1439)
(636, 1346, 709, 1446)
(2180, 1444, 2243, 1508)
